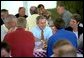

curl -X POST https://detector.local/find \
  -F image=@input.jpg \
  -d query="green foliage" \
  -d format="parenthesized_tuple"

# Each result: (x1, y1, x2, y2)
(47, 1, 83, 23)
(47, 8, 60, 20)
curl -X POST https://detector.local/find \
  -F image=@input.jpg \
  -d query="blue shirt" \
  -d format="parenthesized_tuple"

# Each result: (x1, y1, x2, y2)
(47, 29, 77, 57)
(31, 26, 53, 41)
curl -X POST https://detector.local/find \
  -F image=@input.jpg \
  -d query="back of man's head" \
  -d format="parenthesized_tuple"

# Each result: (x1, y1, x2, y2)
(30, 6, 38, 15)
(17, 17, 27, 28)
(53, 18, 65, 29)
(4, 14, 17, 23)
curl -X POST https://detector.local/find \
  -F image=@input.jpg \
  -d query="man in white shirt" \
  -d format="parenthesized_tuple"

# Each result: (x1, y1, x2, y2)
(1, 15, 17, 42)
(26, 6, 39, 31)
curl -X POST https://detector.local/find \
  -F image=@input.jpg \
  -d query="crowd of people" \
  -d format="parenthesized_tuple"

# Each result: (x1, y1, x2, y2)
(1, 4, 83, 57)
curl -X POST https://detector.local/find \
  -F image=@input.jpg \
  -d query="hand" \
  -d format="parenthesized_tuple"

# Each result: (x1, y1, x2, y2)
(41, 40, 47, 49)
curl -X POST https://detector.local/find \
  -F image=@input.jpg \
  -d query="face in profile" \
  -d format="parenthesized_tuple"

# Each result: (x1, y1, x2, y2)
(38, 19, 46, 30)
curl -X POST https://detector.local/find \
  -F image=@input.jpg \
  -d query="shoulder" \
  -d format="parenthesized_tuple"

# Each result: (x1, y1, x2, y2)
(24, 15, 28, 18)
(1, 24, 7, 31)
(65, 27, 73, 31)
(45, 26, 52, 30)
(66, 10, 71, 13)
(25, 30, 34, 35)
(64, 10, 72, 16)
(25, 31, 35, 40)
(15, 13, 19, 16)
(1, 24, 4, 28)
(30, 26, 38, 32)
(4, 31, 14, 41)
(15, 13, 19, 18)
(65, 29, 77, 36)
(31, 26, 37, 30)
(58, 29, 76, 37)
(27, 14, 38, 20)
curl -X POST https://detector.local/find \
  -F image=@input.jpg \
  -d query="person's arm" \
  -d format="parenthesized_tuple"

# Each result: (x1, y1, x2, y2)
(47, 36, 54, 57)
(1, 25, 7, 42)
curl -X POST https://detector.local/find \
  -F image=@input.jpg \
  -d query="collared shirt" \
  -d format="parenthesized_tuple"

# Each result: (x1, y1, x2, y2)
(31, 26, 53, 49)
(1, 24, 8, 42)
(47, 29, 77, 57)
(31, 26, 53, 41)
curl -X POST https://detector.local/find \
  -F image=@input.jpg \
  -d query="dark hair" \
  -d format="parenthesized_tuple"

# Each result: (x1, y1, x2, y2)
(19, 7, 25, 11)
(1, 9, 8, 12)
(1, 41, 10, 53)
(38, 4, 44, 8)
(71, 14, 81, 22)
(30, 6, 38, 15)
(54, 18, 65, 29)
(36, 15, 46, 24)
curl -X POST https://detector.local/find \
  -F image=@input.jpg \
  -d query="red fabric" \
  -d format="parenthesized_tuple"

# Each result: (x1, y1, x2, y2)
(4, 28, 35, 57)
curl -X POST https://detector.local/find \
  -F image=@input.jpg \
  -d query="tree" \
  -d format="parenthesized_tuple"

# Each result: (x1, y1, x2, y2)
(57, 1, 83, 23)
(47, 1, 83, 23)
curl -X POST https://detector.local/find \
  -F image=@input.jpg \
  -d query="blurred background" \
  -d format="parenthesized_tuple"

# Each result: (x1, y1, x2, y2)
(1, 1, 83, 23)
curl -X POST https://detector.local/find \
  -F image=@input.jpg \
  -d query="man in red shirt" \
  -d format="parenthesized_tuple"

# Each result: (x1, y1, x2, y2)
(4, 17, 35, 57)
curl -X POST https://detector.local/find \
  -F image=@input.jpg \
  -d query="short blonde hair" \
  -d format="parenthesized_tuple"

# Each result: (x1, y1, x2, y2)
(17, 17, 27, 28)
